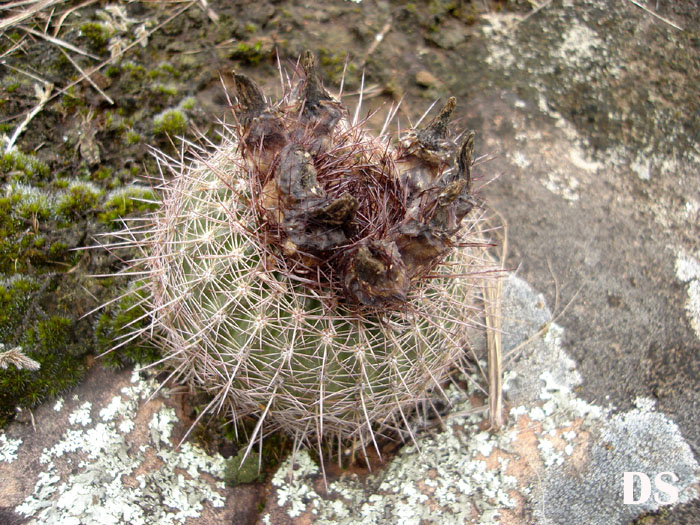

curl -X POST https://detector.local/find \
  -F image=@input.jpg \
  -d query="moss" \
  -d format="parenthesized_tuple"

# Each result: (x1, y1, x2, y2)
(0, 195, 22, 273)
(153, 108, 188, 136)
(319, 48, 357, 86)
(13, 186, 52, 221)
(96, 283, 160, 369)
(98, 186, 158, 226)
(230, 41, 268, 65)
(56, 181, 102, 220)
(79, 22, 113, 54)
(159, 62, 176, 75)
(428, 0, 456, 17)
(48, 241, 68, 257)
(61, 85, 84, 111)
(120, 62, 148, 94)
(224, 449, 264, 486)
(147, 63, 178, 81)
(105, 65, 121, 78)
(104, 111, 115, 129)
(52, 178, 69, 189)
(92, 167, 113, 181)
(0, 311, 88, 427)
(20, 200, 51, 222)
(181, 97, 197, 111)
(0, 190, 53, 274)
(0, 185, 66, 272)
(152, 83, 178, 97)
(125, 131, 141, 145)
(0, 276, 39, 342)
(0, 149, 50, 183)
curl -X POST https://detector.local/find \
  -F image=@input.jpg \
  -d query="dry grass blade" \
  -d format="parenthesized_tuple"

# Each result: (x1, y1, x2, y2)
(2, 0, 196, 126)
(58, 47, 114, 104)
(0, 0, 64, 32)
(481, 208, 508, 430)
(52, 0, 98, 37)
(19, 24, 99, 59)
(626, 0, 683, 31)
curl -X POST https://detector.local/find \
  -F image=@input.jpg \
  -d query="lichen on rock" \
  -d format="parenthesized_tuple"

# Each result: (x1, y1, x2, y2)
(15, 367, 228, 525)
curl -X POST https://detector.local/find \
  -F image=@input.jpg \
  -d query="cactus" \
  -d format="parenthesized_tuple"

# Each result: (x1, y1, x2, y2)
(108, 53, 492, 463)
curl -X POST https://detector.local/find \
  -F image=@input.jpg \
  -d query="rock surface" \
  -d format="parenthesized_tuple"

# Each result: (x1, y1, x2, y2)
(1, 0, 698, 523)
(260, 276, 699, 524)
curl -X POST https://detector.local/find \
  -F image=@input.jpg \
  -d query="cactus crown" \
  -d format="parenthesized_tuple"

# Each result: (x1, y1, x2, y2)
(236, 51, 478, 309)
(107, 53, 492, 469)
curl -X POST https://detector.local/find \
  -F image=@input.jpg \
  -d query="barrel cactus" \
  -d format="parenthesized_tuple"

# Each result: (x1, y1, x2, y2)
(110, 53, 491, 461)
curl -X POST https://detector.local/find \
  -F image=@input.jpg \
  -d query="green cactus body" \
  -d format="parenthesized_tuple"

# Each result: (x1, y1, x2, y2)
(113, 53, 490, 456)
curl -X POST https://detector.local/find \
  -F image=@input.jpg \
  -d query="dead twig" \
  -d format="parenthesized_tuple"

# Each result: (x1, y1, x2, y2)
(362, 21, 391, 66)
(1, 61, 51, 86)
(0, 33, 27, 59)
(59, 47, 114, 104)
(48, 1, 196, 103)
(2, 0, 196, 127)
(52, 0, 98, 37)
(4, 80, 53, 152)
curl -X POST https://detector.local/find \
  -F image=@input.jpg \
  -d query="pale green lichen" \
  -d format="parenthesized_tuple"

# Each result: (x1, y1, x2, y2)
(0, 432, 22, 463)
(266, 385, 518, 524)
(67, 401, 92, 427)
(16, 367, 227, 524)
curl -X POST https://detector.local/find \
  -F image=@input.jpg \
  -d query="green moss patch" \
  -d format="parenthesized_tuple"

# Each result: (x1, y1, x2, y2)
(0, 277, 89, 426)
(224, 449, 264, 486)
(0, 149, 50, 184)
(56, 181, 102, 220)
(79, 22, 114, 54)
(96, 283, 160, 369)
(153, 108, 188, 136)
(98, 186, 158, 226)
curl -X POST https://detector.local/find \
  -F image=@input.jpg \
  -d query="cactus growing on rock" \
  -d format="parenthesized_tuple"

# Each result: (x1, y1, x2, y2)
(107, 53, 493, 462)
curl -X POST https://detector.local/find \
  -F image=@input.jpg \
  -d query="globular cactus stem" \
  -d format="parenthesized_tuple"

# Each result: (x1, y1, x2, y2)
(106, 52, 494, 469)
